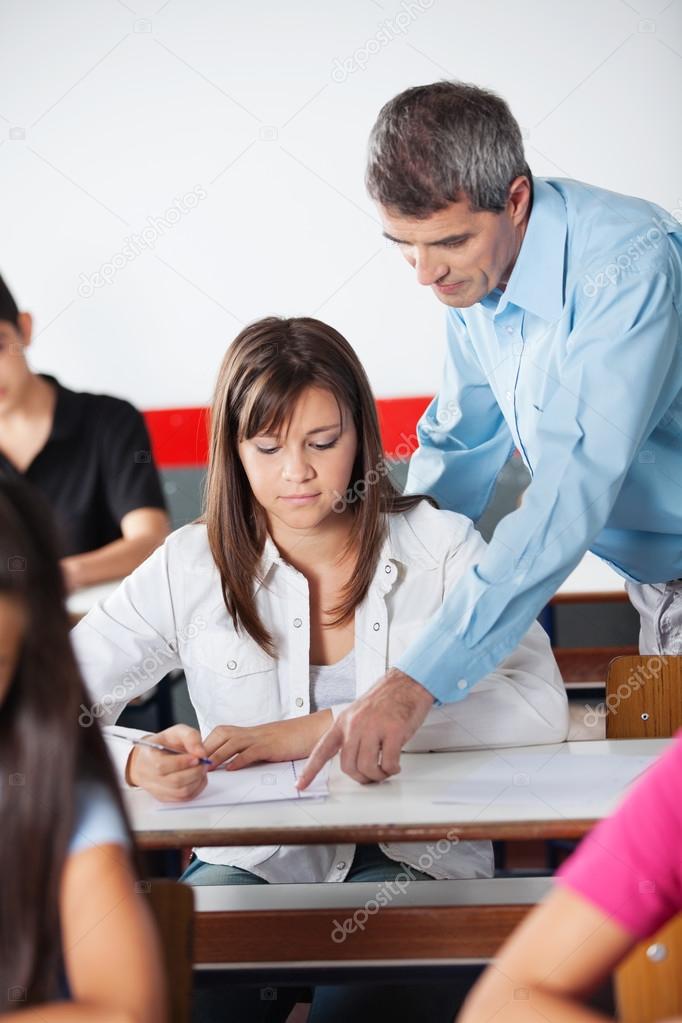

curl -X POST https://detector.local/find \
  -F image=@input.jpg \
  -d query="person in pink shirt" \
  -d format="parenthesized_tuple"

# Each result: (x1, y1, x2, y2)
(458, 732, 682, 1022)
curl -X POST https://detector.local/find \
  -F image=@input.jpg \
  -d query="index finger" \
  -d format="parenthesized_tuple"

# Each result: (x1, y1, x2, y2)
(296, 725, 342, 790)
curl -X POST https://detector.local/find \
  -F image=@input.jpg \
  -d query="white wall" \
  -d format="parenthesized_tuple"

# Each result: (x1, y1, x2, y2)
(1, 0, 680, 408)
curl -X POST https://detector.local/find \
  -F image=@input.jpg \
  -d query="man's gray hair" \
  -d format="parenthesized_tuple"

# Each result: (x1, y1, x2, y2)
(366, 81, 532, 216)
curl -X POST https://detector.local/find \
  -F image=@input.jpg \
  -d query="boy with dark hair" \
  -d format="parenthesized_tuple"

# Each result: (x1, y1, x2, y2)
(0, 273, 169, 591)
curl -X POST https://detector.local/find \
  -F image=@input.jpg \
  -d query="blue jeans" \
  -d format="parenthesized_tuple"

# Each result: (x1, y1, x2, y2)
(182, 844, 465, 1022)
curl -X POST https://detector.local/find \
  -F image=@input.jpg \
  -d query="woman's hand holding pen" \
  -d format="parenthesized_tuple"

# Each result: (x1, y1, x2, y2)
(126, 724, 211, 802)
(203, 711, 334, 771)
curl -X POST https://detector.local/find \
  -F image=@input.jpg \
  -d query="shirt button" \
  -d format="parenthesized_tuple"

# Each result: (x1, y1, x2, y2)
(505, 325, 514, 334)
(227, 660, 237, 671)
(293, 617, 302, 628)
(457, 679, 468, 690)
(295, 697, 304, 707)
(506, 391, 513, 402)
(336, 861, 346, 870)
(372, 622, 381, 631)
(384, 564, 392, 574)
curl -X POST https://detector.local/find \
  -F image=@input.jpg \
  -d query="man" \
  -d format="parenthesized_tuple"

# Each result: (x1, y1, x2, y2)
(0, 274, 170, 590)
(298, 80, 682, 789)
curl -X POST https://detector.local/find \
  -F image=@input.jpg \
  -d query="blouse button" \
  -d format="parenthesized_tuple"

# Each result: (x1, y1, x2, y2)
(336, 861, 346, 871)
(293, 617, 303, 628)
(295, 697, 304, 707)
(384, 564, 392, 574)
(227, 660, 237, 671)
(373, 622, 381, 632)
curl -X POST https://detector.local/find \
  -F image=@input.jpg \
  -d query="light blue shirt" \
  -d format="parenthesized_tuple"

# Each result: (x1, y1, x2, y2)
(68, 779, 130, 856)
(397, 176, 682, 704)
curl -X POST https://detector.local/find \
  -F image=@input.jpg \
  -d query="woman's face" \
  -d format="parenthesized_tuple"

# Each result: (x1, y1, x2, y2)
(238, 386, 358, 537)
(0, 594, 25, 707)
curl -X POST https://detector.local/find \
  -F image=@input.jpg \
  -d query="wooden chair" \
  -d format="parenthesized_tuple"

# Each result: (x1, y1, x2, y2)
(605, 656, 682, 1020)
(145, 879, 194, 1023)
(614, 913, 682, 1023)
(605, 655, 682, 738)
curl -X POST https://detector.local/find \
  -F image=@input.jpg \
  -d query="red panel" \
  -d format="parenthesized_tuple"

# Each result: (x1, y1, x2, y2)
(143, 407, 210, 468)
(376, 395, 432, 460)
(143, 396, 433, 468)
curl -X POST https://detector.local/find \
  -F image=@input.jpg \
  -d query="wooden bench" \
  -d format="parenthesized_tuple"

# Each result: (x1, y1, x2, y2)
(190, 877, 552, 967)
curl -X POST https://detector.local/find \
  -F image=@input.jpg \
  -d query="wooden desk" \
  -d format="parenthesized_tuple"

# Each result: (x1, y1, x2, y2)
(127, 739, 668, 850)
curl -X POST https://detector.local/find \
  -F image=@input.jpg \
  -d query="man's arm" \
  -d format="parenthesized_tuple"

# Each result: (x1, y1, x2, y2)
(61, 507, 170, 591)
(62, 398, 169, 590)
(299, 268, 678, 788)
(403, 516, 567, 751)
(397, 269, 678, 704)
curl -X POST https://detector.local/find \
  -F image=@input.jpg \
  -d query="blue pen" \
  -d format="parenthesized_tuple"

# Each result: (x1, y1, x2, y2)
(110, 731, 213, 765)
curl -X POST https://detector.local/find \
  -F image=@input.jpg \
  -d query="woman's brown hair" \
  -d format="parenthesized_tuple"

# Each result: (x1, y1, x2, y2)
(0, 478, 136, 1006)
(204, 316, 433, 653)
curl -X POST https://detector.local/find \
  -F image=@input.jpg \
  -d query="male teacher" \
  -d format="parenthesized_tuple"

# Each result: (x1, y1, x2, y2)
(298, 80, 682, 789)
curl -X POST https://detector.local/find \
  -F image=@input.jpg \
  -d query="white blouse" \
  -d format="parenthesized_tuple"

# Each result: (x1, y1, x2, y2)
(71, 500, 568, 882)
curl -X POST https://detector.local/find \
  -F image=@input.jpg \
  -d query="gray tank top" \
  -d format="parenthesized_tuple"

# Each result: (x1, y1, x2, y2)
(309, 649, 356, 712)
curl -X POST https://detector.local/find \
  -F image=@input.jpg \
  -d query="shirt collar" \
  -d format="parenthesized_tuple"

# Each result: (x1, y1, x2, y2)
(481, 176, 567, 323)
(254, 508, 438, 593)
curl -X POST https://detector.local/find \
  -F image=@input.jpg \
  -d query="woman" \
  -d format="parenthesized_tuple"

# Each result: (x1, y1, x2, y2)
(72, 315, 568, 1021)
(0, 478, 166, 1021)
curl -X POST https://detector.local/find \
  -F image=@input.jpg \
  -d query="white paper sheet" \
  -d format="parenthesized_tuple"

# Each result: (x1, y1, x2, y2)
(432, 751, 655, 814)
(154, 758, 329, 810)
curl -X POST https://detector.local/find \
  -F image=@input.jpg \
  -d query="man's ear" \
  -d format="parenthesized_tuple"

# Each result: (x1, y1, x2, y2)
(507, 175, 532, 225)
(16, 312, 33, 348)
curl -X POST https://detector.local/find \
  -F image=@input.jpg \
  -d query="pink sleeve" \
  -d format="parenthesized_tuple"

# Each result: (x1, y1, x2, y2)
(556, 733, 682, 939)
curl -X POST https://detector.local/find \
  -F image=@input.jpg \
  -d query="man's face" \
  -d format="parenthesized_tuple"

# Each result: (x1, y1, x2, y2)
(378, 177, 531, 308)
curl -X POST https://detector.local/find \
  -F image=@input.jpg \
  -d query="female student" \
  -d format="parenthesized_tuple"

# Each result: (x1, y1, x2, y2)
(459, 731, 682, 1022)
(72, 315, 568, 1021)
(0, 478, 166, 1021)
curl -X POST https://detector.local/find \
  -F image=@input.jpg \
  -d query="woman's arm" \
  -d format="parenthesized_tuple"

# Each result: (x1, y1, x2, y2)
(3, 843, 166, 1022)
(62, 842, 166, 1021)
(203, 710, 334, 769)
(458, 886, 635, 1022)
(71, 537, 183, 779)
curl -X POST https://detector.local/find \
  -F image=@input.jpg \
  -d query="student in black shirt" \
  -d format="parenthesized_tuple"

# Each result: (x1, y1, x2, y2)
(0, 274, 170, 591)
